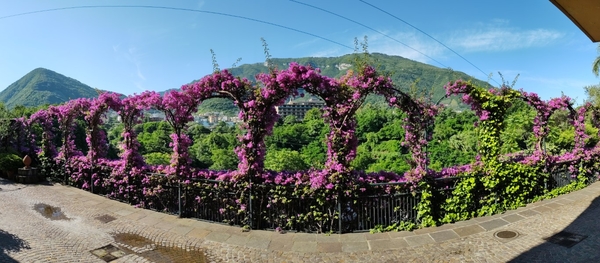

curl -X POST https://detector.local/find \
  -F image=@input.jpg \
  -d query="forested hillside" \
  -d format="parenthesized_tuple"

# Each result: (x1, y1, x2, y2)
(0, 68, 100, 108)
(100, 99, 597, 174)
(196, 52, 491, 116)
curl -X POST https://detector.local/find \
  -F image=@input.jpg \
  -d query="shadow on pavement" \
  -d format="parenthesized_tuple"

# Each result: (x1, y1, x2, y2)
(0, 229, 30, 263)
(0, 178, 16, 186)
(510, 195, 600, 262)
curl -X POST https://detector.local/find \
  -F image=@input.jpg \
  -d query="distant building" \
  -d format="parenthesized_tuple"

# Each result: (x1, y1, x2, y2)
(275, 98, 325, 120)
(147, 113, 165, 122)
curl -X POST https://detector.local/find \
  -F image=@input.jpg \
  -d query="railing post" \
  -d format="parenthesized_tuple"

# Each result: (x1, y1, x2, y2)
(248, 179, 253, 229)
(127, 174, 132, 204)
(178, 180, 182, 218)
(338, 194, 342, 234)
(90, 169, 94, 193)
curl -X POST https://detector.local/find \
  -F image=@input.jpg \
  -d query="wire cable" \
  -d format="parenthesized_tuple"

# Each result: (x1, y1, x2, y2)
(359, 0, 499, 86)
(289, 0, 449, 69)
(0, 5, 353, 50)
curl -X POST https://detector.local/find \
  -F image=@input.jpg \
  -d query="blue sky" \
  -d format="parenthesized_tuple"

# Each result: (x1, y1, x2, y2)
(0, 0, 598, 104)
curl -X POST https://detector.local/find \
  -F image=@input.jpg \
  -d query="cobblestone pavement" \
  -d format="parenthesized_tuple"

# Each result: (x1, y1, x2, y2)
(2, 177, 600, 262)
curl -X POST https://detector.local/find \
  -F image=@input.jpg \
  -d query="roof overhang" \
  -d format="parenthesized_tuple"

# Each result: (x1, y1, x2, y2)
(551, 0, 600, 42)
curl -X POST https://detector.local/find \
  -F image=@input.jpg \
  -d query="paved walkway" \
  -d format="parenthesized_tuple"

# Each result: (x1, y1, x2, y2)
(1, 178, 600, 263)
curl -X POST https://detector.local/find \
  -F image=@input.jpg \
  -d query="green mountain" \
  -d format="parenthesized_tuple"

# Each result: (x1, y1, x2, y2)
(2, 53, 489, 112)
(0, 68, 100, 108)
(198, 53, 491, 115)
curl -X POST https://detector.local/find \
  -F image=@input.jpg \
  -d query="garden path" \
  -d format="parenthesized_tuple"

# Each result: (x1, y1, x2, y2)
(1, 177, 599, 262)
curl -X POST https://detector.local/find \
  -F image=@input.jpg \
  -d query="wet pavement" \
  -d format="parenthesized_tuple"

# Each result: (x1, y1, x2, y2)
(1, 177, 600, 262)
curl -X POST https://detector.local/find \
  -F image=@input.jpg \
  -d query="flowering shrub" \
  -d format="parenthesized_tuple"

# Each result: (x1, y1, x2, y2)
(520, 92, 573, 153)
(18, 59, 600, 232)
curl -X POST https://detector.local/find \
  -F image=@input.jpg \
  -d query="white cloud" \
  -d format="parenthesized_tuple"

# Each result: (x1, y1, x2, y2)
(448, 22, 564, 52)
(366, 31, 446, 65)
(136, 66, 146, 81)
(518, 75, 591, 102)
(197, 0, 205, 9)
(309, 47, 345, 57)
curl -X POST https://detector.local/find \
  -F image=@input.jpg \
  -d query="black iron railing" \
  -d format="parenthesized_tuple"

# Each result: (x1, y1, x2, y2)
(45, 158, 596, 234)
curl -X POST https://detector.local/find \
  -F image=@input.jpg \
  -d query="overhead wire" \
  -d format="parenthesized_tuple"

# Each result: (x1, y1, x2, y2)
(358, 0, 500, 86)
(0, 5, 353, 50)
(1, 3, 497, 85)
(289, 0, 449, 69)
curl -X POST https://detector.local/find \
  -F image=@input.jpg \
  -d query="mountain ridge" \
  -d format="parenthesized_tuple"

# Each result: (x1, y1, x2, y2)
(0, 67, 100, 108)
(1, 53, 490, 111)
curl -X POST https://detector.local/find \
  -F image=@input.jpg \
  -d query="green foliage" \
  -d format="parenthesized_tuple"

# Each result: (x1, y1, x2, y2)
(209, 148, 238, 170)
(441, 173, 482, 223)
(190, 130, 239, 170)
(370, 221, 416, 233)
(416, 179, 437, 227)
(143, 152, 171, 165)
(137, 121, 173, 155)
(196, 98, 239, 117)
(0, 153, 22, 171)
(265, 149, 308, 171)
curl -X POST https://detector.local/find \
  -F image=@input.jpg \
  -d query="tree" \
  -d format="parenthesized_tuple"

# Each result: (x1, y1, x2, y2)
(585, 84, 600, 107)
(593, 43, 600, 77)
(264, 149, 308, 171)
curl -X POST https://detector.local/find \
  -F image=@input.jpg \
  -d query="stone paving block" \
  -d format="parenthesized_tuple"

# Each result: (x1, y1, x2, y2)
(202, 223, 230, 233)
(554, 198, 575, 205)
(83, 200, 102, 206)
(501, 209, 519, 215)
(479, 219, 509, 231)
(123, 211, 147, 221)
(292, 233, 317, 242)
(225, 227, 251, 236)
(502, 213, 526, 223)
(224, 234, 249, 246)
(564, 194, 587, 201)
(365, 232, 389, 240)
(154, 220, 177, 231)
(204, 231, 231, 242)
(103, 204, 127, 213)
(268, 235, 294, 251)
(532, 205, 553, 214)
(413, 224, 453, 235)
(176, 218, 198, 226)
(291, 241, 317, 252)
(137, 215, 164, 226)
(404, 234, 435, 247)
(316, 234, 340, 242)
(339, 233, 366, 242)
(341, 241, 369, 252)
(248, 230, 274, 239)
(387, 231, 415, 239)
(169, 225, 194, 236)
(114, 209, 135, 217)
(453, 224, 485, 237)
(429, 230, 460, 242)
(518, 209, 541, 217)
(368, 238, 409, 251)
(93, 201, 114, 210)
(449, 220, 472, 227)
(186, 228, 210, 239)
(144, 211, 171, 219)
(246, 236, 270, 249)
(543, 202, 564, 209)
(472, 216, 491, 222)
(317, 242, 342, 252)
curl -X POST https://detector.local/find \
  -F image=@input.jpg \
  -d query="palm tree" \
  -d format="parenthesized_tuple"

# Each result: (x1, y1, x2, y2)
(594, 43, 600, 77)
